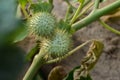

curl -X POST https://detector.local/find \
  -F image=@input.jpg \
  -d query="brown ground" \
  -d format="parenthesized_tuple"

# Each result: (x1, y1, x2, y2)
(19, 0, 120, 80)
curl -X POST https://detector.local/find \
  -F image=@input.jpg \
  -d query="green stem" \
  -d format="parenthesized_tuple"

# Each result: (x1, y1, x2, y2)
(64, 5, 71, 22)
(70, 3, 84, 25)
(99, 19, 120, 35)
(23, 50, 47, 80)
(46, 40, 91, 64)
(72, 0, 120, 31)
(94, 0, 100, 10)
(83, 0, 91, 7)
(77, 2, 94, 19)
(21, 7, 29, 18)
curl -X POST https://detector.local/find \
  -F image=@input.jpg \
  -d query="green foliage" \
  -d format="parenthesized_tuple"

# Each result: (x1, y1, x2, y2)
(26, 44, 39, 61)
(30, 2, 53, 13)
(13, 21, 28, 43)
(58, 20, 71, 33)
(64, 66, 92, 80)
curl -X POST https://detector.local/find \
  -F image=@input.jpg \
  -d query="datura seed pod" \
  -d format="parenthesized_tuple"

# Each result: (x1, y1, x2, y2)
(28, 12, 56, 37)
(40, 29, 72, 58)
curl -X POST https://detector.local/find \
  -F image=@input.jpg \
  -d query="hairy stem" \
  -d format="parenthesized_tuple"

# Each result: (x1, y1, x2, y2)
(72, 0, 120, 31)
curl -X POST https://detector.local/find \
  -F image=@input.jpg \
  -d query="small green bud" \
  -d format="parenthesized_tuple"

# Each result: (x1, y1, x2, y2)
(28, 12, 56, 37)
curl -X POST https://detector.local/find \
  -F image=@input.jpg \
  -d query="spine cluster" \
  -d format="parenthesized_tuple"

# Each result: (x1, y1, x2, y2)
(28, 12, 56, 37)
(28, 11, 72, 58)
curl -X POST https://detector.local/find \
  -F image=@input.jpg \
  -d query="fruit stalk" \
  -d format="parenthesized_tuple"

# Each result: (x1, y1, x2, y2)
(23, 50, 46, 80)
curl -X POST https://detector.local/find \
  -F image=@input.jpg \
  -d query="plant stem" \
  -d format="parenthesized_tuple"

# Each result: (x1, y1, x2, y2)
(21, 7, 29, 18)
(64, 5, 71, 22)
(94, 0, 100, 10)
(83, 0, 91, 7)
(23, 50, 47, 80)
(77, 2, 94, 19)
(99, 19, 120, 35)
(46, 40, 92, 64)
(72, 0, 120, 31)
(70, 3, 83, 25)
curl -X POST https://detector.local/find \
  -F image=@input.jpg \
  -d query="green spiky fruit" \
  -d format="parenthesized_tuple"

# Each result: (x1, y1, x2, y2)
(28, 12, 56, 37)
(40, 29, 72, 58)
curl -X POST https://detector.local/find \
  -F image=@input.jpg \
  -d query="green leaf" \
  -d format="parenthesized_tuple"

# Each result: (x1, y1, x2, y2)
(26, 44, 39, 61)
(63, 66, 92, 80)
(13, 22, 28, 43)
(30, 2, 53, 13)
(13, 28, 28, 43)
(64, 66, 80, 80)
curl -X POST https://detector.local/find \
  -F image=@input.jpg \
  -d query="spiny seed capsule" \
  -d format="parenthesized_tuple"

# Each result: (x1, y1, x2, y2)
(49, 30, 72, 57)
(41, 29, 72, 58)
(28, 12, 56, 37)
